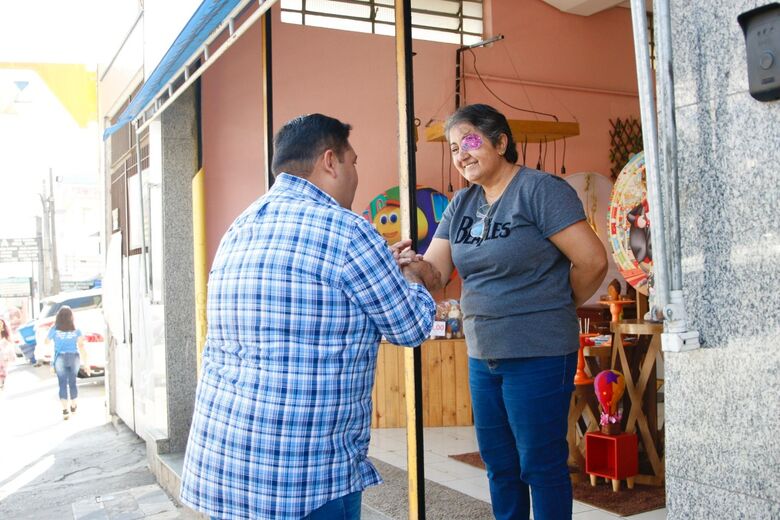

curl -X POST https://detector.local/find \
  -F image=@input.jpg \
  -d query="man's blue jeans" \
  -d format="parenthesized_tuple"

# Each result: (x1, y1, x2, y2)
(303, 491, 362, 520)
(469, 352, 577, 520)
(54, 352, 80, 400)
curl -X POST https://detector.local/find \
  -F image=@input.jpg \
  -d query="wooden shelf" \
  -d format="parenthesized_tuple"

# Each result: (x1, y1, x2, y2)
(424, 119, 580, 144)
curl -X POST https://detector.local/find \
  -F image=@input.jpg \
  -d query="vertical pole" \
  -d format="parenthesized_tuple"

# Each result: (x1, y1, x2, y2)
(656, 0, 683, 291)
(48, 168, 61, 294)
(133, 123, 150, 295)
(455, 49, 462, 109)
(629, 0, 670, 318)
(262, 9, 274, 191)
(29, 262, 36, 318)
(35, 216, 44, 304)
(41, 181, 50, 297)
(395, 1, 425, 518)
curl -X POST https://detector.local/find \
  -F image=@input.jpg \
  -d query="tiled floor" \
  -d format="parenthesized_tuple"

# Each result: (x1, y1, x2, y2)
(368, 427, 667, 519)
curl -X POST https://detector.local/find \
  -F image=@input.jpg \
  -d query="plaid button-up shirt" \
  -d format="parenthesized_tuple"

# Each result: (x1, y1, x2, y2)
(180, 174, 435, 519)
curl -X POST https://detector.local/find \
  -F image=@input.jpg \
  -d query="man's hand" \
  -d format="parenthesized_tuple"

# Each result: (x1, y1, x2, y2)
(402, 260, 442, 291)
(389, 239, 423, 268)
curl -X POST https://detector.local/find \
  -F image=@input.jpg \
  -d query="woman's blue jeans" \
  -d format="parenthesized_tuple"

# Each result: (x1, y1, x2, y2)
(54, 352, 80, 400)
(469, 352, 577, 520)
(303, 491, 362, 520)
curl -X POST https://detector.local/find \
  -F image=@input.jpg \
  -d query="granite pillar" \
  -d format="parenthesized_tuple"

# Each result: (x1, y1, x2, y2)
(159, 87, 199, 455)
(666, 1, 780, 517)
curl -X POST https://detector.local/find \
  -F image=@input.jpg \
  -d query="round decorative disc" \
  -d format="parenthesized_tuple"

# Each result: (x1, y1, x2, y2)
(607, 152, 653, 295)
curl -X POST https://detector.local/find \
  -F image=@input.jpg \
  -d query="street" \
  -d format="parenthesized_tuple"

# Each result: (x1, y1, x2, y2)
(0, 357, 190, 519)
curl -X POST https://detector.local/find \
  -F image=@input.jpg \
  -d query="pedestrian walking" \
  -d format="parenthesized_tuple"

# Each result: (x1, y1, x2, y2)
(0, 318, 16, 390)
(44, 306, 91, 419)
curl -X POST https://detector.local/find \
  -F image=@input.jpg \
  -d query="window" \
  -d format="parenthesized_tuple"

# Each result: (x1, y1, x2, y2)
(280, 0, 484, 45)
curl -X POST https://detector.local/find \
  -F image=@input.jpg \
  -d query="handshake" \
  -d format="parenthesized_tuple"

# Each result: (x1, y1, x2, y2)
(390, 239, 443, 292)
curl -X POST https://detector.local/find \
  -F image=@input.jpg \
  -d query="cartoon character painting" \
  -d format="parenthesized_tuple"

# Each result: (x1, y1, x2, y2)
(363, 186, 448, 254)
(627, 198, 651, 264)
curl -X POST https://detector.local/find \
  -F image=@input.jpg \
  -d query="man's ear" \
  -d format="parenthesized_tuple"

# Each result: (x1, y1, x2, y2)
(321, 149, 338, 178)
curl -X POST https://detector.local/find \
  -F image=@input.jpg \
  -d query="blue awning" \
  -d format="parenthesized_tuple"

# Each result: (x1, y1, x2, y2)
(103, 0, 243, 139)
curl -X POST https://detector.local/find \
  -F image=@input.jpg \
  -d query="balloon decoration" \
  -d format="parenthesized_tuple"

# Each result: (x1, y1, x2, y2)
(362, 186, 449, 254)
(607, 152, 653, 295)
(594, 369, 625, 432)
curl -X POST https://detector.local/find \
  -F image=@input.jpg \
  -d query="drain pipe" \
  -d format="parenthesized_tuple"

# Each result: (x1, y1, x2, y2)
(655, 0, 700, 351)
(629, 0, 670, 321)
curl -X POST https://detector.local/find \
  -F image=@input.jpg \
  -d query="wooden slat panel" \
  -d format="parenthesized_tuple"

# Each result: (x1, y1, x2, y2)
(398, 347, 408, 428)
(421, 342, 431, 427)
(454, 340, 472, 425)
(384, 344, 402, 429)
(372, 339, 473, 428)
(373, 343, 387, 428)
(426, 341, 443, 427)
(439, 340, 458, 426)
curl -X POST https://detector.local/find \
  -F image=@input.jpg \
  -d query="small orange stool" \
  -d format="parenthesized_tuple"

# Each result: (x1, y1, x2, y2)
(585, 431, 638, 492)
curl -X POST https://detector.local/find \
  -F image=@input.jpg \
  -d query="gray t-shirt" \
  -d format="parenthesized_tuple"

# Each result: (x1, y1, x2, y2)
(435, 167, 586, 359)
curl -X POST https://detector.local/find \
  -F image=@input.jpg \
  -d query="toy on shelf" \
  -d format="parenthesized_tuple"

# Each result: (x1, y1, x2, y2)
(594, 369, 626, 435)
(445, 299, 463, 339)
(599, 279, 635, 322)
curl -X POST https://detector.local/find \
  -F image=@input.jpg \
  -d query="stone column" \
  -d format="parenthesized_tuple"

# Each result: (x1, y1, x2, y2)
(160, 87, 199, 454)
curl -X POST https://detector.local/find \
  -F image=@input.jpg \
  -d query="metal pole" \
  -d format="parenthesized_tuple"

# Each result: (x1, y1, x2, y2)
(656, 0, 683, 291)
(35, 216, 44, 304)
(395, 0, 425, 517)
(133, 122, 150, 295)
(48, 168, 61, 294)
(40, 182, 50, 296)
(629, 0, 670, 318)
(262, 11, 274, 191)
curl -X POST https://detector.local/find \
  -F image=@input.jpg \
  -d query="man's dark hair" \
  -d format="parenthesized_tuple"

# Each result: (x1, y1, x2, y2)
(271, 114, 352, 178)
(54, 306, 76, 332)
(444, 104, 519, 164)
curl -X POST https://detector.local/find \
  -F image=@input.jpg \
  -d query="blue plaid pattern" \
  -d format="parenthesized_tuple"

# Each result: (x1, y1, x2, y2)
(180, 174, 435, 519)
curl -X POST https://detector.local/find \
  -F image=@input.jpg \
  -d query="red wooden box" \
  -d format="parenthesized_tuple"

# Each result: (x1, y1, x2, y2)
(585, 431, 638, 480)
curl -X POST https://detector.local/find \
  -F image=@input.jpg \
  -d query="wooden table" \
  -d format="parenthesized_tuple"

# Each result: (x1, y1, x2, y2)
(372, 339, 473, 428)
(610, 320, 665, 486)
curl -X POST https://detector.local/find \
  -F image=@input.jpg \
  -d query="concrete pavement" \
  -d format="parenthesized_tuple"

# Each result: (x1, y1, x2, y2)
(0, 356, 394, 519)
(0, 357, 195, 519)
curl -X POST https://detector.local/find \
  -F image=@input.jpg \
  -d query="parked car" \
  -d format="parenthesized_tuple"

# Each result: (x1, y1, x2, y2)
(17, 319, 38, 363)
(34, 289, 105, 377)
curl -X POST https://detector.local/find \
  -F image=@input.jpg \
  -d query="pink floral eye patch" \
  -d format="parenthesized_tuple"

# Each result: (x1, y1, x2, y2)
(460, 133, 483, 152)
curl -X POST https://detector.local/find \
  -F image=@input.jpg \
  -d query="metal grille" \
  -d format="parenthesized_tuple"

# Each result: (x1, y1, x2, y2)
(280, 0, 483, 45)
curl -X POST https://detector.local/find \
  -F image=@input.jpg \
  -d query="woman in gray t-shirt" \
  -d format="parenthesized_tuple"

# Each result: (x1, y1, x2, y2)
(424, 104, 607, 520)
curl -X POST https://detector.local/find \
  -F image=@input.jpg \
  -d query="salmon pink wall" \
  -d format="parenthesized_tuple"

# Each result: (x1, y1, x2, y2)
(202, 0, 641, 268)
(202, 21, 264, 263)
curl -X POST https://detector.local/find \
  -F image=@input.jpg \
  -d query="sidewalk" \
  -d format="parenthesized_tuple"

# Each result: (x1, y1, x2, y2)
(0, 358, 398, 519)
(0, 359, 187, 519)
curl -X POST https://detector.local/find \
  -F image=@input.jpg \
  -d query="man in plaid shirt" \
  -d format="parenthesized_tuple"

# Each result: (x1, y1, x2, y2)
(180, 114, 437, 519)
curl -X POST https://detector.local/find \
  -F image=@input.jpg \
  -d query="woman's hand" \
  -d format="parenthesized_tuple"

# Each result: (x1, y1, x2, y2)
(82, 365, 92, 377)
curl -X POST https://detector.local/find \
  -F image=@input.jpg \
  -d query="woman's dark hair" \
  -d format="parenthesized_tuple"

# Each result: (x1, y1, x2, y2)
(445, 104, 518, 164)
(271, 113, 352, 178)
(54, 306, 76, 332)
(0, 318, 8, 340)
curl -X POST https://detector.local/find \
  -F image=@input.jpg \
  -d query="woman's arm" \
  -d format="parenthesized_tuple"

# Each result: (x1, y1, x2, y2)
(548, 220, 608, 307)
(77, 335, 91, 376)
(422, 238, 455, 292)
